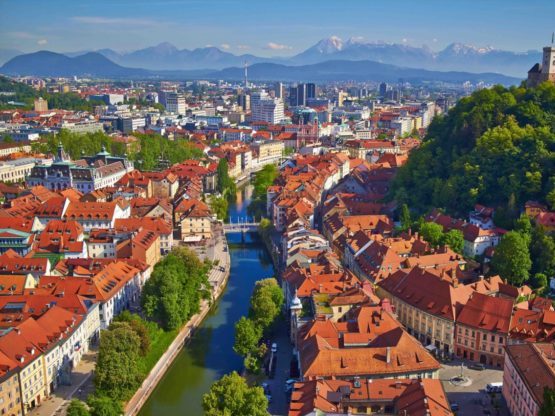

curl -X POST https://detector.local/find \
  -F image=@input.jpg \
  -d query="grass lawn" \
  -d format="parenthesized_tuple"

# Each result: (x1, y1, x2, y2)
(137, 324, 178, 377)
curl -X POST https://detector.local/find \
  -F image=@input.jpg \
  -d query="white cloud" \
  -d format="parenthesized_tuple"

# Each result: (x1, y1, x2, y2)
(432, 38, 438, 43)
(37, 39, 48, 46)
(237, 44, 250, 50)
(71, 16, 157, 26)
(401, 38, 408, 43)
(220, 43, 230, 50)
(265, 42, 292, 51)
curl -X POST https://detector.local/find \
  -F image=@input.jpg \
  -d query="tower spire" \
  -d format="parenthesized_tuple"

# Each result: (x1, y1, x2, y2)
(244, 60, 249, 89)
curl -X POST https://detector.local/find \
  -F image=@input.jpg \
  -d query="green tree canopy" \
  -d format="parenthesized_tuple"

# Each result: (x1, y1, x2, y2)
(87, 395, 124, 416)
(491, 231, 532, 286)
(67, 399, 90, 416)
(419, 222, 444, 247)
(234, 317, 262, 357)
(202, 371, 268, 416)
(391, 83, 555, 217)
(94, 326, 142, 400)
(141, 247, 209, 330)
(441, 229, 465, 254)
(539, 387, 555, 416)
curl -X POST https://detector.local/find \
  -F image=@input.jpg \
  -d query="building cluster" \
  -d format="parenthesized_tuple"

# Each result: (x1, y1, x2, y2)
(0, 138, 246, 414)
(264, 151, 555, 416)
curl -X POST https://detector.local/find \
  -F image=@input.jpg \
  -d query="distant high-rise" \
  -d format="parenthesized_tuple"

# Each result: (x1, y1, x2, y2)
(305, 83, 316, 100)
(289, 84, 307, 107)
(274, 82, 284, 99)
(251, 90, 284, 124)
(161, 91, 187, 114)
(34, 97, 48, 112)
(379, 82, 388, 97)
(238, 93, 251, 111)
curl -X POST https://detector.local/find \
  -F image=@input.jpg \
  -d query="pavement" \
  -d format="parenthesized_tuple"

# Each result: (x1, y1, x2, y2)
(261, 322, 294, 416)
(439, 359, 509, 416)
(28, 349, 97, 416)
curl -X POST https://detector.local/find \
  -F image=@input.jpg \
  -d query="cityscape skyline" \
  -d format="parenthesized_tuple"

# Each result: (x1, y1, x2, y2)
(1, 0, 553, 55)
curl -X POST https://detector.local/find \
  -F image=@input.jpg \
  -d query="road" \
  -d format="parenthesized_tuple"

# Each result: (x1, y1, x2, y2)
(261, 321, 294, 416)
(440, 359, 509, 416)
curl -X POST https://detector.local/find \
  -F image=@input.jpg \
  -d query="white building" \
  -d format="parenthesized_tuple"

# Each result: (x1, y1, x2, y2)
(251, 91, 285, 124)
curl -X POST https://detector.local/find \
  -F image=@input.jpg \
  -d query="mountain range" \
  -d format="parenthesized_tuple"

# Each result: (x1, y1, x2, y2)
(0, 37, 540, 77)
(0, 50, 520, 85)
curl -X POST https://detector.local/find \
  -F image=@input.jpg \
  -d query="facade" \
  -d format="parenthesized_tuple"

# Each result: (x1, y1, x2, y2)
(503, 343, 555, 416)
(26, 144, 134, 192)
(251, 91, 285, 124)
(0, 352, 22, 416)
(378, 267, 474, 358)
(0, 158, 49, 184)
(161, 92, 187, 115)
(174, 198, 213, 241)
(454, 292, 512, 367)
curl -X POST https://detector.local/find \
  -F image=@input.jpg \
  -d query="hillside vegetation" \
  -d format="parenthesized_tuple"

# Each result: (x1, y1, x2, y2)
(391, 82, 555, 221)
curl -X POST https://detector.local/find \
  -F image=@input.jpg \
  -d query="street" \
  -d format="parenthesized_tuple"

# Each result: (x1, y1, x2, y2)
(439, 359, 509, 416)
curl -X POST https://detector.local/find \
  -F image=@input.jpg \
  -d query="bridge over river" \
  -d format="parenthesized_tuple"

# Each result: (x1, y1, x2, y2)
(222, 217, 260, 233)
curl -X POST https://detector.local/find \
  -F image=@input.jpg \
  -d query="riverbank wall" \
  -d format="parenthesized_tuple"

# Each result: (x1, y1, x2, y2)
(124, 242, 231, 416)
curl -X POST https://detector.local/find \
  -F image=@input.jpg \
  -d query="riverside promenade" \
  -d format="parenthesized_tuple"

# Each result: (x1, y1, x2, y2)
(125, 228, 231, 416)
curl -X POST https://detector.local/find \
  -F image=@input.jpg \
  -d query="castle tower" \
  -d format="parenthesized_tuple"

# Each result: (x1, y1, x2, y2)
(527, 35, 555, 87)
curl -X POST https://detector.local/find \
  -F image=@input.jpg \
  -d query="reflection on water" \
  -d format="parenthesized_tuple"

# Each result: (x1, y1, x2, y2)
(139, 186, 274, 416)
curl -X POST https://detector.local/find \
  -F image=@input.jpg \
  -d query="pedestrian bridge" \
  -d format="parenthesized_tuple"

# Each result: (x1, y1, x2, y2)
(223, 219, 260, 233)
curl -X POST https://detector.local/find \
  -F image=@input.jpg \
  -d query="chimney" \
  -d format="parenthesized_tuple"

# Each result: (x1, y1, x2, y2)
(479, 274, 484, 281)
(386, 346, 391, 364)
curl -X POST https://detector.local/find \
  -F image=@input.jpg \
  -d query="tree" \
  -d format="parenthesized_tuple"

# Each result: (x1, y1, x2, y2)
(514, 214, 532, 246)
(532, 273, 548, 292)
(67, 399, 90, 416)
(248, 164, 279, 218)
(217, 158, 234, 196)
(202, 371, 268, 416)
(530, 225, 555, 278)
(141, 247, 209, 330)
(441, 229, 465, 254)
(249, 278, 283, 329)
(539, 387, 555, 416)
(210, 196, 229, 221)
(419, 222, 444, 247)
(399, 204, 411, 232)
(112, 311, 151, 356)
(491, 231, 532, 286)
(94, 326, 142, 399)
(234, 317, 262, 357)
(87, 396, 123, 416)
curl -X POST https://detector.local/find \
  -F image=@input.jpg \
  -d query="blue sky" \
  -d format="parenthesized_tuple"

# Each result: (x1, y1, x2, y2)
(0, 0, 552, 55)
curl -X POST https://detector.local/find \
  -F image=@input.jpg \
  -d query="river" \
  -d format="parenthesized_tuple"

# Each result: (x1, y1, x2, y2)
(138, 185, 275, 416)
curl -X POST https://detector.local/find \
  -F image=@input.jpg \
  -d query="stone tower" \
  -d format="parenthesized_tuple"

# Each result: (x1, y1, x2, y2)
(527, 36, 555, 87)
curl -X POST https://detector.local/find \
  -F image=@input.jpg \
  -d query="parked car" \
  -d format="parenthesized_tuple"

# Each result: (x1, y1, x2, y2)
(469, 363, 486, 371)
(261, 382, 271, 395)
(451, 403, 459, 412)
(265, 394, 272, 403)
(271, 343, 278, 353)
(486, 382, 503, 393)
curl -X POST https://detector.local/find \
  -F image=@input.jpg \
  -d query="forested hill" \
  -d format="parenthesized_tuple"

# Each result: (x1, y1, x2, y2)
(391, 82, 555, 223)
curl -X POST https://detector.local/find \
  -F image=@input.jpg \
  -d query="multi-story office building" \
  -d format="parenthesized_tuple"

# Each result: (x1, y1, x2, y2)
(251, 91, 285, 124)
(160, 91, 186, 114)
(33, 97, 48, 112)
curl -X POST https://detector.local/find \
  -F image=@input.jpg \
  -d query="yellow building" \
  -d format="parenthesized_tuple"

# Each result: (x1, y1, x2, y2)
(0, 351, 23, 416)
(174, 198, 213, 241)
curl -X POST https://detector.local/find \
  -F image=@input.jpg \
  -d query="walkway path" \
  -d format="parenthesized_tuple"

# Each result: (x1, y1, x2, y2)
(125, 229, 231, 416)
(27, 350, 97, 416)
